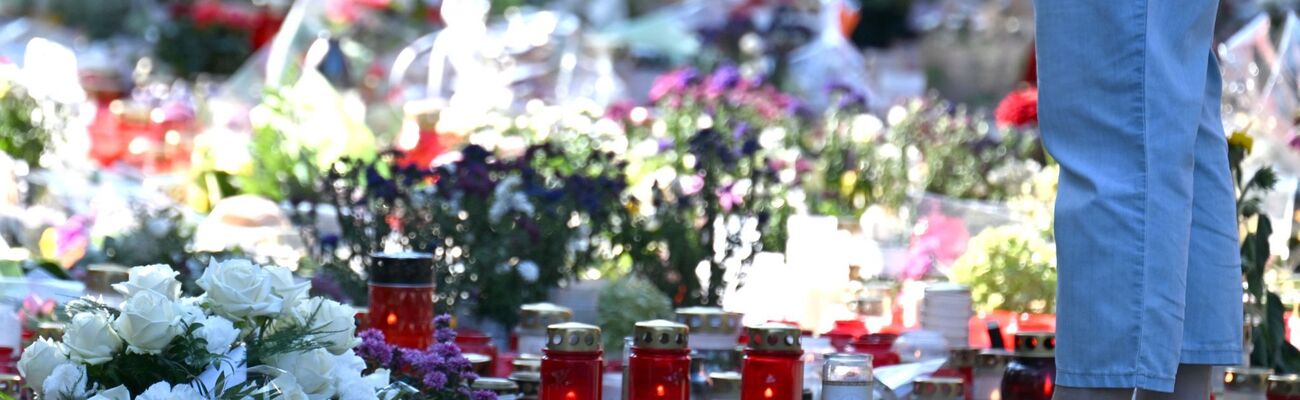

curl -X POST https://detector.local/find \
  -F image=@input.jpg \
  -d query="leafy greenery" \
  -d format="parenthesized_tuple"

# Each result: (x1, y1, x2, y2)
(0, 83, 50, 166)
(596, 276, 674, 352)
(951, 225, 1056, 313)
(156, 19, 252, 79)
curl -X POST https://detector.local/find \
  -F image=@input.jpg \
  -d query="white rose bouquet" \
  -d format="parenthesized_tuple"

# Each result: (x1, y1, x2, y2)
(16, 259, 399, 400)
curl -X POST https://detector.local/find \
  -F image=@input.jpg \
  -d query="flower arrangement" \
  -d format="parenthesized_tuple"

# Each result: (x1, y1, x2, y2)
(799, 86, 913, 216)
(16, 259, 399, 399)
(156, 1, 261, 79)
(950, 225, 1056, 313)
(0, 78, 51, 167)
(354, 316, 495, 400)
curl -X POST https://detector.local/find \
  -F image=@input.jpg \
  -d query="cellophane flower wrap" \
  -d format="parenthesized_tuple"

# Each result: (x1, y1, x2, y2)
(16, 259, 405, 400)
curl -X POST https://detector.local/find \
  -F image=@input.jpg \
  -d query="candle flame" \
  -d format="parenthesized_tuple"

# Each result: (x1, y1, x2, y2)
(656, 385, 665, 397)
(1044, 375, 1054, 397)
(387, 313, 397, 325)
(764, 388, 774, 398)
(566, 391, 577, 400)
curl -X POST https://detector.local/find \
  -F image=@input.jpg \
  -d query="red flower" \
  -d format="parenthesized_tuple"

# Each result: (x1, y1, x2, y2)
(995, 87, 1038, 128)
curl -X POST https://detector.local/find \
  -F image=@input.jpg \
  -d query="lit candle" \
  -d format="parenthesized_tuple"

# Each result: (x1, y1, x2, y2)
(367, 252, 435, 349)
(741, 323, 803, 400)
(540, 323, 603, 400)
(1000, 332, 1056, 400)
(628, 320, 691, 400)
(913, 377, 964, 399)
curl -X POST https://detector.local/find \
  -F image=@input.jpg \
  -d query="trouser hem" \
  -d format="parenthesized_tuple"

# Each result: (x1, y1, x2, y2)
(1056, 370, 1175, 393)
(1180, 348, 1242, 365)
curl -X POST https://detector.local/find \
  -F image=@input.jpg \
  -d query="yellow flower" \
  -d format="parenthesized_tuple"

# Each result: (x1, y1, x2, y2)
(1229, 131, 1254, 154)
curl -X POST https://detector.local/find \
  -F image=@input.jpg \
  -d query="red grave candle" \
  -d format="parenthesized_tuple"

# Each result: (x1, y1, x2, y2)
(932, 347, 978, 400)
(1271, 374, 1300, 400)
(629, 320, 691, 400)
(741, 323, 803, 400)
(1000, 332, 1056, 400)
(541, 322, 603, 400)
(367, 252, 436, 349)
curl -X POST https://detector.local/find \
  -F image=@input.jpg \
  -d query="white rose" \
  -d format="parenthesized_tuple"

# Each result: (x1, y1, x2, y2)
(176, 295, 207, 324)
(17, 337, 70, 394)
(337, 366, 389, 400)
(293, 298, 359, 355)
(115, 290, 181, 354)
(268, 349, 337, 399)
(265, 265, 311, 311)
(63, 312, 122, 365)
(137, 382, 203, 400)
(194, 315, 239, 355)
(268, 374, 310, 400)
(113, 264, 182, 300)
(169, 384, 202, 398)
(42, 364, 88, 400)
(88, 385, 130, 400)
(197, 259, 283, 318)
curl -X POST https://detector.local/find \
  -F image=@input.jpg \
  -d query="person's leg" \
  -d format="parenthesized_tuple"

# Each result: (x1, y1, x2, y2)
(1135, 364, 1213, 400)
(1036, 0, 1220, 392)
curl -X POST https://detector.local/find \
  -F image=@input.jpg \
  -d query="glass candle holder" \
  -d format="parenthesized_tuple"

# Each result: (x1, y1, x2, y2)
(541, 322, 603, 400)
(368, 252, 436, 349)
(913, 377, 964, 400)
(518, 303, 574, 356)
(741, 323, 804, 400)
(676, 307, 742, 399)
(820, 353, 873, 400)
(1269, 374, 1300, 400)
(511, 371, 542, 400)
(629, 320, 691, 400)
(974, 350, 1011, 400)
(474, 377, 522, 400)
(0, 373, 21, 398)
(1000, 332, 1056, 400)
(1224, 367, 1271, 400)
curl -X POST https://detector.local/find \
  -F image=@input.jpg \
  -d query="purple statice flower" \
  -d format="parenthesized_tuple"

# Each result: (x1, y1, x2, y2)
(471, 389, 498, 400)
(423, 371, 448, 388)
(356, 329, 396, 368)
(706, 65, 741, 98)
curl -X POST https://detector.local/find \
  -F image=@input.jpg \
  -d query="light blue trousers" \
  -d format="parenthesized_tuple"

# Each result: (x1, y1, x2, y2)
(1036, 0, 1243, 392)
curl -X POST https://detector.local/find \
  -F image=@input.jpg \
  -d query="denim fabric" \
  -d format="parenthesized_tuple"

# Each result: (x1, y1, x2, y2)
(1035, 0, 1243, 392)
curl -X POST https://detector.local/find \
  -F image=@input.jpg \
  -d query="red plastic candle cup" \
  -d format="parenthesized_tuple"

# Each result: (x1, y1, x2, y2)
(1270, 374, 1300, 400)
(367, 252, 436, 349)
(629, 320, 691, 400)
(933, 347, 978, 400)
(1000, 332, 1056, 400)
(741, 323, 804, 400)
(913, 377, 965, 400)
(541, 322, 603, 400)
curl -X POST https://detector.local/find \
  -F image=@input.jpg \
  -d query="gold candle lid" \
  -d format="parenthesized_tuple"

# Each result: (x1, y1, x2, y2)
(546, 322, 602, 353)
(0, 373, 21, 393)
(472, 377, 520, 393)
(519, 303, 573, 330)
(913, 377, 964, 399)
(675, 307, 742, 334)
(1270, 374, 1300, 395)
(512, 355, 542, 372)
(1012, 332, 1055, 358)
(37, 321, 66, 340)
(510, 371, 541, 383)
(977, 349, 1012, 369)
(947, 347, 979, 368)
(633, 319, 689, 350)
(745, 323, 802, 353)
(1225, 367, 1272, 391)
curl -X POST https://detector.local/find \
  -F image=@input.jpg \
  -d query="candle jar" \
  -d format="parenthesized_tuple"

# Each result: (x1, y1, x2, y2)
(741, 323, 804, 400)
(629, 320, 691, 400)
(1269, 374, 1300, 400)
(0, 373, 20, 398)
(1000, 332, 1055, 400)
(1224, 367, 1271, 400)
(677, 307, 742, 399)
(467, 353, 493, 377)
(458, 328, 500, 372)
(541, 322, 603, 400)
(474, 377, 522, 400)
(913, 377, 964, 400)
(515, 355, 543, 373)
(367, 252, 436, 349)
(820, 353, 873, 400)
(932, 348, 977, 400)
(512, 371, 542, 400)
(973, 350, 1010, 400)
(708, 371, 742, 400)
(849, 334, 901, 368)
(518, 303, 574, 356)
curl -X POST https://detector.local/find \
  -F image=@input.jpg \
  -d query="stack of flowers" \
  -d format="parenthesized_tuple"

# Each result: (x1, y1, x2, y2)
(16, 260, 399, 400)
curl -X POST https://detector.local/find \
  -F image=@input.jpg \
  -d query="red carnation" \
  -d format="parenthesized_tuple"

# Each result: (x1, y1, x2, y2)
(995, 87, 1038, 128)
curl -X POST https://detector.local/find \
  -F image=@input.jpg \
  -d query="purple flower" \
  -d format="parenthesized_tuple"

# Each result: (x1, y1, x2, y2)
(423, 371, 448, 388)
(717, 183, 744, 212)
(1289, 134, 1300, 151)
(356, 329, 396, 368)
(706, 65, 741, 97)
(649, 68, 698, 102)
(471, 389, 498, 400)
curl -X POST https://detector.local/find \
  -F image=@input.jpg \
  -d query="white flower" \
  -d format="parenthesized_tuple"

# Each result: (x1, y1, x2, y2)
(137, 382, 204, 400)
(112, 264, 182, 300)
(292, 298, 359, 355)
(268, 349, 337, 399)
(489, 176, 534, 222)
(115, 290, 181, 354)
(194, 315, 239, 355)
(88, 385, 130, 400)
(517, 260, 539, 282)
(176, 295, 208, 324)
(17, 338, 69, 395)
(42, 364, 88, 400)
(268, 374, 310, 400)
(265, 265, 311, 311)
(197, 259, 283, 318)
(63, 312, 123, 365)
(336, 365, 389, 400)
